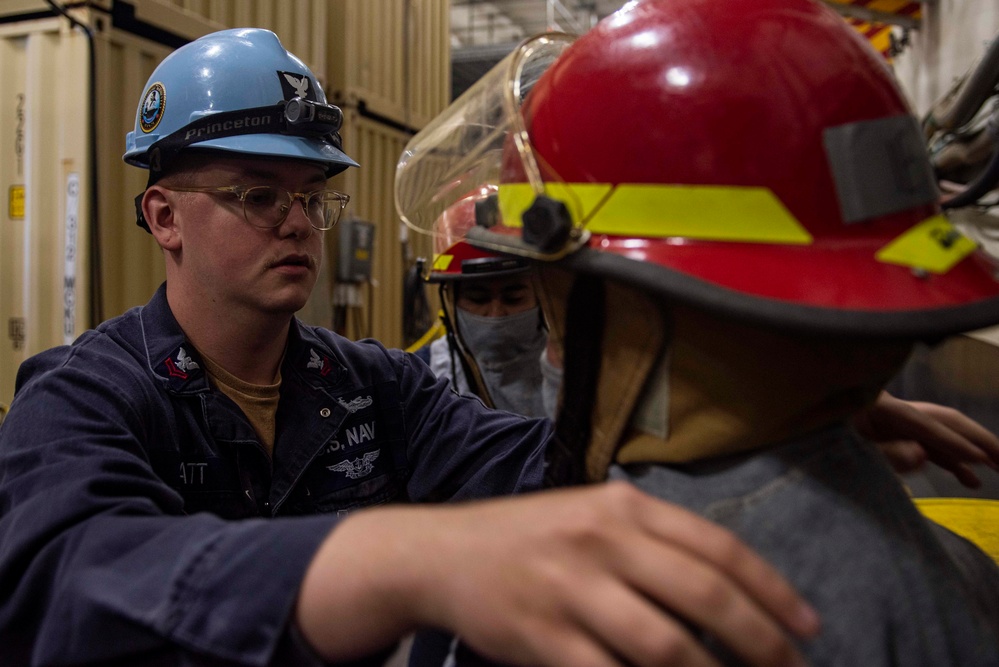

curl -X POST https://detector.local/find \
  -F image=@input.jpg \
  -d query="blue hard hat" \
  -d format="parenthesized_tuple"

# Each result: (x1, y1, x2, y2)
(123, 28, 358, 176)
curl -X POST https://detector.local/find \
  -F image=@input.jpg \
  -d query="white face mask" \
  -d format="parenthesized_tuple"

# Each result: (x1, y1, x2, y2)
(456, 307, 548, 417)
(538, 346, 563, 421)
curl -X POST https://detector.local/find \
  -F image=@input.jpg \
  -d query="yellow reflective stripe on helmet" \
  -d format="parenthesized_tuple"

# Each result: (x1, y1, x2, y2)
(588, 184, 813, 243)
(498, 182, 613, 231)
(498, 183, 813, 244)
(432, 254, 454, 271)
(876, 215, 977, 274)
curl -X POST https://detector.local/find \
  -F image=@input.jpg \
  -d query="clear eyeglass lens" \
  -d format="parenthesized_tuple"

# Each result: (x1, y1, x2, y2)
(241, 186, 346, 230)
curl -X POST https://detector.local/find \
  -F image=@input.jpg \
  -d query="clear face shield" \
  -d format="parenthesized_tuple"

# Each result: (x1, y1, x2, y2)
(395, 33, 591, 270)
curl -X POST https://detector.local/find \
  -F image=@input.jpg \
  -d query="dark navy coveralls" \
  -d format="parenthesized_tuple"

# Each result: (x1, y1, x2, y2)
(0, 284, 550, 666)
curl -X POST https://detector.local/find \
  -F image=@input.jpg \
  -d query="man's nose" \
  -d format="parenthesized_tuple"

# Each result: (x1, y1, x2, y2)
(281, 196, 314, 237)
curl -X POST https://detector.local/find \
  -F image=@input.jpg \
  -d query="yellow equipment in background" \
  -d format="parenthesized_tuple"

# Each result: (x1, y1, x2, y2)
(823, 0, 923, 59)
(916, 497, 999, 564)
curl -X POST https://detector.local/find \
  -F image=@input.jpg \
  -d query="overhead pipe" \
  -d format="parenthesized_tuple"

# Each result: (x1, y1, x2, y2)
(923, 31, 999, 136)
(941, 113, 999, 210)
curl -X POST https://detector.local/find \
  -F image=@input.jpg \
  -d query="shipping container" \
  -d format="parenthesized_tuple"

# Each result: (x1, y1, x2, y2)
(95, 27, 184, 327)
(0, 16, 92, 417)
(156, 0, 329, 87)
(330, 110, 436, 349)
(159, 0, 451, 130)
(327, 0, 450, 129)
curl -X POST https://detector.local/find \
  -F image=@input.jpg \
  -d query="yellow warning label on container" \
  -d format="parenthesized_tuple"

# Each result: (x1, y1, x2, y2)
(9, 185, 24, 220)
(875, 215, 977, 274)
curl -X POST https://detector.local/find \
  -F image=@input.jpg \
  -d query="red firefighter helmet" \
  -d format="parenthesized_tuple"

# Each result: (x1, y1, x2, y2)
(400, 0, 999, 339)
(426, 185, 530, 283)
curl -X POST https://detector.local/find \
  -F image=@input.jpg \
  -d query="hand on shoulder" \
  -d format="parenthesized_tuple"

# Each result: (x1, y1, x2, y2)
(296, 482, 818, 666)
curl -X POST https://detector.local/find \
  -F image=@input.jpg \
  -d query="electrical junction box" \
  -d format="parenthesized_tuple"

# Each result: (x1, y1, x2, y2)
(336, 218, 375, 283)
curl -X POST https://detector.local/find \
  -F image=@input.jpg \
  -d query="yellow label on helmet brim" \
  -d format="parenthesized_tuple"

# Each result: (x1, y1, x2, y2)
(875, 215, 977, 274)
(432, 254, 454, 271)
(497, 183, 813, 245)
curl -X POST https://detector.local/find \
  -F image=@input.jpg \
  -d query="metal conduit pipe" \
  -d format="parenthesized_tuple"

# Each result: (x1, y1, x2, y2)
(940, 105, 999, 209)
(941, 138, 999, 209)
(924, 31, 999, 135)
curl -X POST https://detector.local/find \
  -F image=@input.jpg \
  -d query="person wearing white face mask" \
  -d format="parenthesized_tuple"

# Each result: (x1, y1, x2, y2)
(417, 187, 555, 419)
(446, 274, 547, 416)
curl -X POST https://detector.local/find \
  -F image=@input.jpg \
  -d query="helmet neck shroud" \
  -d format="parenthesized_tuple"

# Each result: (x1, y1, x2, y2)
(540, 266, 913, 482)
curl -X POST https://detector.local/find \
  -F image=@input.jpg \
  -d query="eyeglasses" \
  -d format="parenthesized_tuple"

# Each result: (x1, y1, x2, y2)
(163, 184, 350, 230)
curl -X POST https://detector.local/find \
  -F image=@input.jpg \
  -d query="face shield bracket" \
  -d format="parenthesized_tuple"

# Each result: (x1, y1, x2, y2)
(521, 195, 573, 253)
(474, 194, 501, 228)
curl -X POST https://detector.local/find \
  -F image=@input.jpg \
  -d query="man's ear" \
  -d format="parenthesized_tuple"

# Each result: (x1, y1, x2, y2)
(143, 186, 181, 251)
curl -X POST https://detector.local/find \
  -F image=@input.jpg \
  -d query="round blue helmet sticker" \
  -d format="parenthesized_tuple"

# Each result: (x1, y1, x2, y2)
(139, 82, 166, 133)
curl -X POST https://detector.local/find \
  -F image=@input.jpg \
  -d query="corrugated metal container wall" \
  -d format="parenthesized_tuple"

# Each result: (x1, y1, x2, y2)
(0, 18, 91, 416)
(327, 0, 450, 129)
(95, 29, 175, 323)
(161, 0, 450, 128)
(328, 0, 448, 345)
(158, 0, 329, 87)
(330, 112, 436, 349)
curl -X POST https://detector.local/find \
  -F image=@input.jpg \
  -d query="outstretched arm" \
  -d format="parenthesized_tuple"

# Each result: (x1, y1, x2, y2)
(297, 482, 819, 667)
(854, 391, 999, 488)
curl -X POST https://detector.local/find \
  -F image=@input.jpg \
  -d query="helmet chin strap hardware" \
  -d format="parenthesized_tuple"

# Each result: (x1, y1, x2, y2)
(522, 195, 572, 253)
(474, 193, 500, 228)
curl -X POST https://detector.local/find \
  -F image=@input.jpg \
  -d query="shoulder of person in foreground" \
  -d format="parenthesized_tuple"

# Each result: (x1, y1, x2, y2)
(299, 480, 820, 667)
